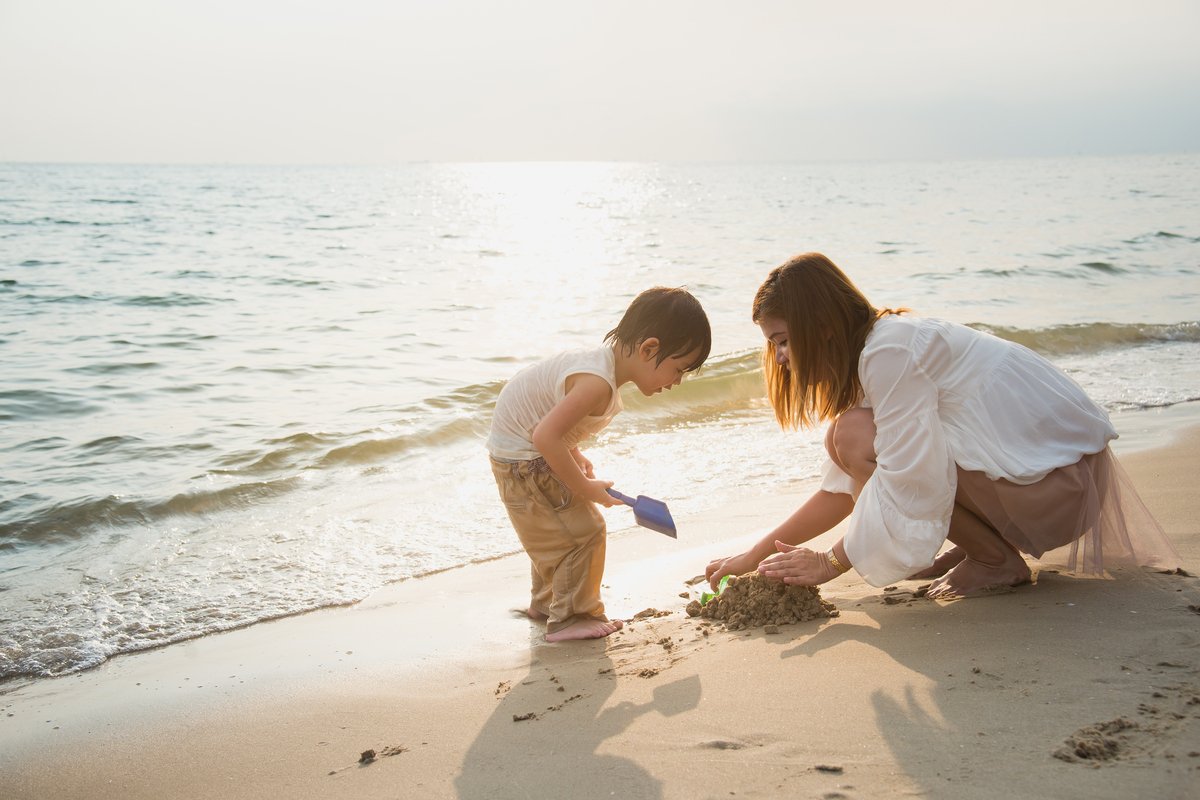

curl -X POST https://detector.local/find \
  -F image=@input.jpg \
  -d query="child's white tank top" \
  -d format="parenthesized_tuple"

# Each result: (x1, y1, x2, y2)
(486, 346, 623, 461)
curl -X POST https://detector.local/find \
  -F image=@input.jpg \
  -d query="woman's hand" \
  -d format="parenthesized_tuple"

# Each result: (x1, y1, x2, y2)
(757, 541, 840, 586)
(705, 551, 759, 591)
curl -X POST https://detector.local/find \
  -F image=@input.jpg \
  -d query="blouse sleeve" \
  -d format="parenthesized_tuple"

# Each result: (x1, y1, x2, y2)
(843, 339, 957, 587)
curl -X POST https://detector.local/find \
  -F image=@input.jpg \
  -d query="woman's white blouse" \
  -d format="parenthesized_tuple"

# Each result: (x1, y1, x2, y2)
(826, 315, 1116, 587)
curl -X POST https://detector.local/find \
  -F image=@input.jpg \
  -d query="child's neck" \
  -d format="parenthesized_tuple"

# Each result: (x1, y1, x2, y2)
(610, 343, 636, 388)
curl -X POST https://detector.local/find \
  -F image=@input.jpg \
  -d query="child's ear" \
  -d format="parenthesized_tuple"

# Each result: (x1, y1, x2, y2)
(638, 337, 660, 361)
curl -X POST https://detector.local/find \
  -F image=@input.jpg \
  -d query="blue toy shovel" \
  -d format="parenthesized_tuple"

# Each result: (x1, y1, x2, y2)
(606, 489, 677, 538)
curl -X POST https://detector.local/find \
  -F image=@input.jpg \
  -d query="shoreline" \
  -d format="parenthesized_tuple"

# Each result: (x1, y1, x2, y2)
(5, 400, 1197, 692)
(3, 418, 1199, 799)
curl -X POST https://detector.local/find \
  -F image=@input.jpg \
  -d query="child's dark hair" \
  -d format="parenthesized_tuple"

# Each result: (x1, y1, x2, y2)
(604, 287, 711, 372)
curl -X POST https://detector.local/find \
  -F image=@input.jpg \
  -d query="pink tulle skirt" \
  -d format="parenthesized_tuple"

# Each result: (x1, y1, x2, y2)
(955, 446, 1180, 576)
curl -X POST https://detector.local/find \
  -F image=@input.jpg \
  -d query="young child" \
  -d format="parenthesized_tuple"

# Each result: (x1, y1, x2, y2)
(705, 252, 1179, 598)
(488, 287, 711, 641)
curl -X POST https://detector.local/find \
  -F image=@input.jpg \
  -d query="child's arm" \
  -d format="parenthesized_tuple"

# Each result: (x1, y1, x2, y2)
(704, 488, 853, 588)
(570, 447, 594, 478)
(531, 374, 621, 507)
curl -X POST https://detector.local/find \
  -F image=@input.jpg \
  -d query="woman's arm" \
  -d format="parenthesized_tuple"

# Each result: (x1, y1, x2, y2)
(704, 488, 853, 589)
(758, 537, 851, 585)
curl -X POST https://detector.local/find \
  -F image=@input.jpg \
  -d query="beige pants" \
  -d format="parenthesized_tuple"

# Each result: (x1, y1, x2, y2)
(489, 456, 609, 633)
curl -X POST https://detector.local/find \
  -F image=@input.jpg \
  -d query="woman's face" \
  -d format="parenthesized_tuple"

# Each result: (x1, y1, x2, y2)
(758, 316, 789, 368)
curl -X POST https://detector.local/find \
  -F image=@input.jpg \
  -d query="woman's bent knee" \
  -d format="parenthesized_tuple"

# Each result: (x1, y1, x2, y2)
(827, 408, 877, 478)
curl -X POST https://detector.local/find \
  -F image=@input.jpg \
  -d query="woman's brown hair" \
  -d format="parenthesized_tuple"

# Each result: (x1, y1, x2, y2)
(751, 253, 902, 429)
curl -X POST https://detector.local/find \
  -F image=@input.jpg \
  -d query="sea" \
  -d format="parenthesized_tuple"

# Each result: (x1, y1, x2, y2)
(2, 155, 1198, 684)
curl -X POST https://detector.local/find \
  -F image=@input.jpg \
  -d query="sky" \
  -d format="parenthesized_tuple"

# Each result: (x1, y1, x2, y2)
(1, 0, 1198, 164)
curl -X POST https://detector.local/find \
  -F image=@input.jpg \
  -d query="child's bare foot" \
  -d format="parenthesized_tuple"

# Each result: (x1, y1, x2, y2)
(926, 551, 1031, 600)
(908, 546, 966, 580)
(544, 618, 624, 642)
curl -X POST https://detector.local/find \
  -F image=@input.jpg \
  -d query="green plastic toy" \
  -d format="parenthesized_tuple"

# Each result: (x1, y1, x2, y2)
(698, 574, 733, 606)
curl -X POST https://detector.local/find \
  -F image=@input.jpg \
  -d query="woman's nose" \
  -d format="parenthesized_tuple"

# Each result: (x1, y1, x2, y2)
(775, 348, 788, 366)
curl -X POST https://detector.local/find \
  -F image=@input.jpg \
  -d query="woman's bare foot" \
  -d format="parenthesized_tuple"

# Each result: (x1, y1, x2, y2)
(907, 546, 966, 580)
(544, 618, 624, 642)
(926, 551, 1032, 600)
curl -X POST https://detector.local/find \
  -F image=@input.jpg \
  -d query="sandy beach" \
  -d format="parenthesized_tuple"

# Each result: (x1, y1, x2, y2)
(3, 418, 1198, 800)
(5, 3, 1198, 797)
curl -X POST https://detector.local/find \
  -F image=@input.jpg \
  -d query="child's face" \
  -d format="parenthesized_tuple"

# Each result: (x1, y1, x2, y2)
(759, 317, 790, 368)
(633, 340, 702, 397)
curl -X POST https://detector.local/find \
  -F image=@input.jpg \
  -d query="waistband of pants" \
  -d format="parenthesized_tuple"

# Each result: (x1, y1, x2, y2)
(490, 454, 553, 477)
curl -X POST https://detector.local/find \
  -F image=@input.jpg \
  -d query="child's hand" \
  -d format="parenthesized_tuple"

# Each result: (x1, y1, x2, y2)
(571, 448, 595, 478)
(582, 479, 621, 507)
(757, 541, 839, 585)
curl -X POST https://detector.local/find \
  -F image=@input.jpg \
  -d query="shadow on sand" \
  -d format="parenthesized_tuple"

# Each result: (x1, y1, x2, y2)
(455, 631, 701, 800)
(778, 568, 1200, 799)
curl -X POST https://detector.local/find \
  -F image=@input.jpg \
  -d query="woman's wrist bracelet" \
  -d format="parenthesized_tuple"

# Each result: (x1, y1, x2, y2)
(826, 549, 850, 574)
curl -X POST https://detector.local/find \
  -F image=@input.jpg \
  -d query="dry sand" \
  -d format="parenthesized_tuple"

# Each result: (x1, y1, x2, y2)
(2, 416, 1199, 800)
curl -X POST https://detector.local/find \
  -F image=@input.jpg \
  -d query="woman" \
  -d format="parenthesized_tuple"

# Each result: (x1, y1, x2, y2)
(705, 253, 1178, 599)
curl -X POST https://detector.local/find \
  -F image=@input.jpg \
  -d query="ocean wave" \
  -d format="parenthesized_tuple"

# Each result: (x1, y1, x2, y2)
(0, 478, 301, 547)
(1078, 261, 1128, 275)
(80, 434, 144, 454)
(1110, 395, 1200, 411)
(1122, 230, 1200, 245)
(974, 261, 1141, 281)
(212, 431, 342, 472)
(618, 350, 767, 423)
(64, 361, 162, 375)
(0, 389, 99, 421)
(317, 416, 488, 467)
(265, 277, 329, 289)
(973, 321, 1200, 355)
(117, 293, 217, 307)
(17, 291, 217, 308)
(21, 292, 102, 305)
(1, 436, 70, 454)
(8, 216, 139, 227)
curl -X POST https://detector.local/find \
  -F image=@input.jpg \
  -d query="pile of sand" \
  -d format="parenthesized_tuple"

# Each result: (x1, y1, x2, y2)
(1052, 718, 1138, 763)
(685, 573, 838, 630)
